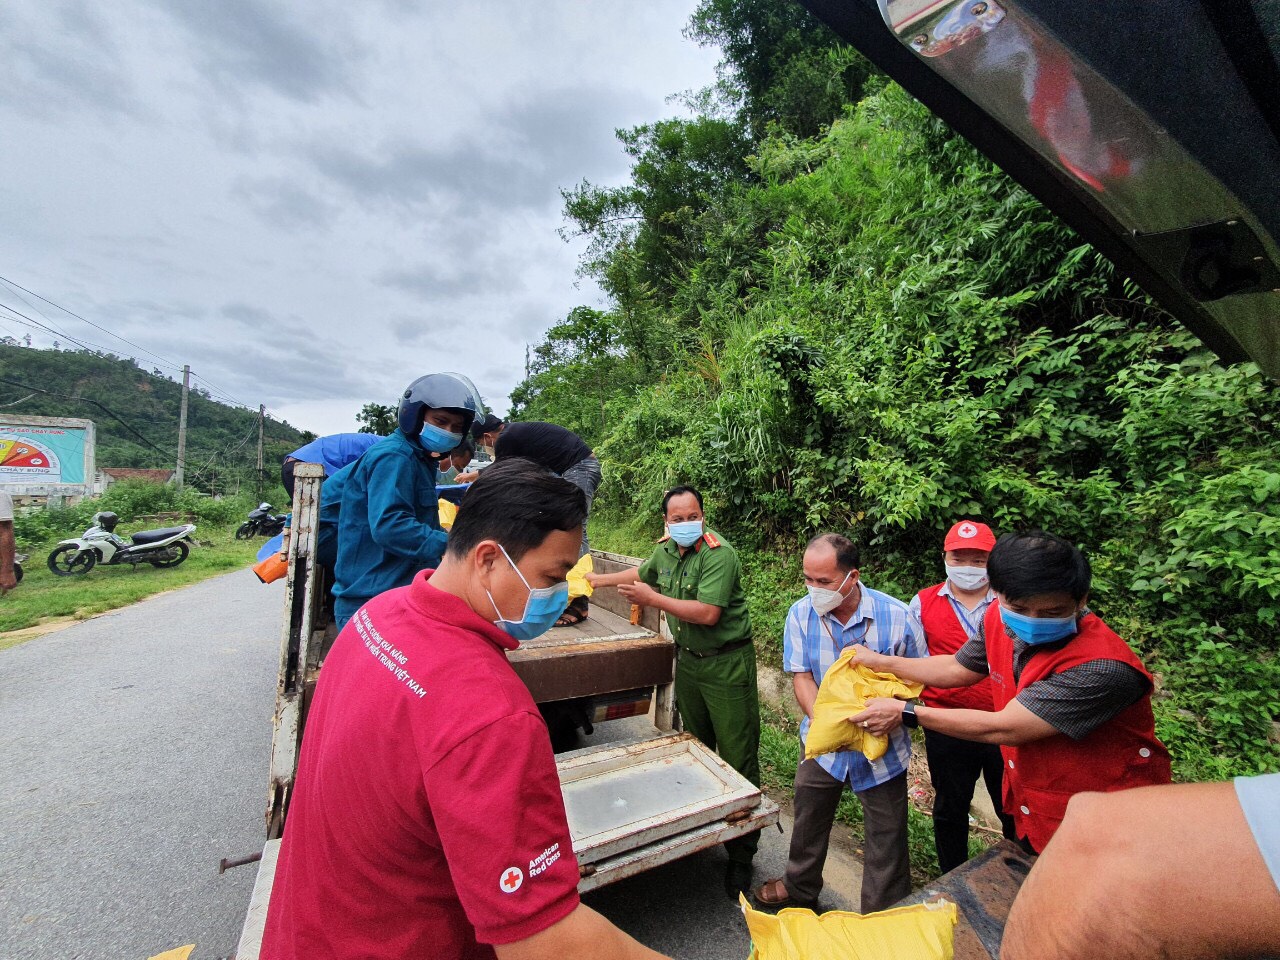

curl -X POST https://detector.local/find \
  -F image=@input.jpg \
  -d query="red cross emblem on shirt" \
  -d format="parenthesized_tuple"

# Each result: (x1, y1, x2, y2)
(500, 866, 524, 893)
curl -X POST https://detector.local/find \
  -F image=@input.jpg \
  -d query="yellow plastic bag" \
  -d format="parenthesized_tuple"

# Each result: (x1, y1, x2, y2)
(804, 647, 923, 762)
(567, 554, 594, 600)
(438, 498, 458, 531)
(148, 948, 194, 960)
(740, 895, 956, 960)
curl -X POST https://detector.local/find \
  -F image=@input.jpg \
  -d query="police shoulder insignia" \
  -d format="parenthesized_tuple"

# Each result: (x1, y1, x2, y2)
(702, 532, 721, 548)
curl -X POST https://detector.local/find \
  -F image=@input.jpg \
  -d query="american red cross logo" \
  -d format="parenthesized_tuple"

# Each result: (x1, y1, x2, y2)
(499, 866, 524, 893)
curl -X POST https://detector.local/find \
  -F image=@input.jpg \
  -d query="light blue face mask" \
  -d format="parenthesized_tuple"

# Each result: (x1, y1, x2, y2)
(436, 464, 459, 484)
(487, 544, 570, 642)
(999, 606, 1081, 646)
(668, 520, 704, 547)
(418, 420, 463, 454)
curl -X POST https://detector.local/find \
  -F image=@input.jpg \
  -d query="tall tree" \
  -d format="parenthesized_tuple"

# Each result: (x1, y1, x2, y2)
(356, 402, 397, 436)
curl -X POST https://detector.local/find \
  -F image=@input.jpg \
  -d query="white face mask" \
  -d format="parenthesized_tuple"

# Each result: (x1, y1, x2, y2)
(946, 563, 989, 591)
(807, 571, 853, 615)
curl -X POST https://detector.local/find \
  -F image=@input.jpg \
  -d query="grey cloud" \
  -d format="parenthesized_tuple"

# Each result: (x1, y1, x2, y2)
(232, 177, 339, 232)
(0, 2, 144, 120)
(306, 86, 641, 216)
(378, 261, 525, 301)
(150, 0, 359, 104)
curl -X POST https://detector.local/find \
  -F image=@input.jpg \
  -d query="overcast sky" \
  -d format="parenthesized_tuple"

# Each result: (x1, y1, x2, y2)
(0, 0, 721, 435)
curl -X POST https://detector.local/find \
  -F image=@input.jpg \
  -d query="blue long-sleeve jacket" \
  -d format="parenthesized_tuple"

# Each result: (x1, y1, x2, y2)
(316, 461, 355, 569)
(332, 429, 447, 604)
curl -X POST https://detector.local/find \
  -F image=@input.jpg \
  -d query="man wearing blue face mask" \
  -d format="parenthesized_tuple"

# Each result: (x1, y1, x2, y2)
(585, 485, 760, 898)
(263, 459, 672, 960)
(851, 530, 1171, 857)
(332, 372, 484, 629)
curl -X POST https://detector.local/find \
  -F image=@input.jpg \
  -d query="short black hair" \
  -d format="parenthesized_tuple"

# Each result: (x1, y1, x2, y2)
(470, 413, 505, 440)
(450, 436, 475, 458)
(807, 533, 860, 571)
(447, 458, 586, 561)
(987, 531, 1091, 601)
(662, 485, 704, 515)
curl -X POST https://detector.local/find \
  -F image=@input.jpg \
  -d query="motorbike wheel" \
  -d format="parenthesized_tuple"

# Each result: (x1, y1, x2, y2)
(149, 540, 190, 569)
(48, 545, 97, 576)
(235, 522, 256, 540)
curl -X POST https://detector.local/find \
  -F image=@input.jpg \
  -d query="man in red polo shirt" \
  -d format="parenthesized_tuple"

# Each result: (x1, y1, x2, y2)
(262, 458, 668, 960)
(851, 530, 1170, 854)
(908, 520, 1016, 872)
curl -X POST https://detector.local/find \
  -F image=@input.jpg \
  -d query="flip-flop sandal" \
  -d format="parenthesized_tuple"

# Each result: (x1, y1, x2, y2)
(555, 608, 587, 627)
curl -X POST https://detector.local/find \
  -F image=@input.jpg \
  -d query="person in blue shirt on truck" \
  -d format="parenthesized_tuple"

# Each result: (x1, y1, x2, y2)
(282, 432, 383, 499)
(332, 372, 484, 629)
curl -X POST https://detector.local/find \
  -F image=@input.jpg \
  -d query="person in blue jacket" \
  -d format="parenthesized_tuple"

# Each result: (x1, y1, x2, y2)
(282, 432, 383, 499)
(332, 373, 484, 629)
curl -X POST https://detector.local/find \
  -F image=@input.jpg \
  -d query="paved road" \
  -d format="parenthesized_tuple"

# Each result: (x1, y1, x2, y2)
(1, 570, 280, 960)
(0, 571, 861, 960)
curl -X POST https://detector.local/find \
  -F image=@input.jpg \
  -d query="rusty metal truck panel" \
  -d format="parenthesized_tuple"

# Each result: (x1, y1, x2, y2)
(896, 840, 1037, 959)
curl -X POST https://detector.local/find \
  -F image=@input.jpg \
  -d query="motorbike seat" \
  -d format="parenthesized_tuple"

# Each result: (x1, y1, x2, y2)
(130, 527, 189, 545)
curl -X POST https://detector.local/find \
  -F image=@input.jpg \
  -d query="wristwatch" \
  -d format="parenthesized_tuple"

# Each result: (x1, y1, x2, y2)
(901, 702, 919, 729)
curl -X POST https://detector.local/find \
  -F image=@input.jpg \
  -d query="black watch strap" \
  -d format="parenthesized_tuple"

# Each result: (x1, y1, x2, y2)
(902, 702, 919, 729)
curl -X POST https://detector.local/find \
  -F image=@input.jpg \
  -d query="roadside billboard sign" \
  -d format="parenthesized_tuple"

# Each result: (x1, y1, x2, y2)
(0, 416, 95, 498)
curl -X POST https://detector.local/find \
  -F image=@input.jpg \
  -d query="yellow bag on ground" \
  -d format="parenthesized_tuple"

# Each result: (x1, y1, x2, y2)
(740, 895, 956, 960)
(567, 554, 594, 600)
(438, 499, 458, 531)
(804, 647, 923, 762)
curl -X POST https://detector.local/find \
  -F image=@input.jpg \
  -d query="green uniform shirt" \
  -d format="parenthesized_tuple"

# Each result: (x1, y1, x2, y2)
(637, 529, 752, 653)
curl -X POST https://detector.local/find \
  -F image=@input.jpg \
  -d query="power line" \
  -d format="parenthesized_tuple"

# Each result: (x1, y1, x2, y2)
(0, 375, 175, 459)
(0, 274, 186, 374)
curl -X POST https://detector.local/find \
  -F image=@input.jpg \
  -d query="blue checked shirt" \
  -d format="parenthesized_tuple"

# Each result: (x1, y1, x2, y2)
(783, 584, 928, 792)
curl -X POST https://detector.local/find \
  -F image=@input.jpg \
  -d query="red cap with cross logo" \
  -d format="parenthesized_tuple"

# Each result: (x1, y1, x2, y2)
(943, 520, 996, 552)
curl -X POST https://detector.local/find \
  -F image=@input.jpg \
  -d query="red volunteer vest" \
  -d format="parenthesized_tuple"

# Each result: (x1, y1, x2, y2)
(985, 604, 1171, 852)
(917, 584, 997, 711)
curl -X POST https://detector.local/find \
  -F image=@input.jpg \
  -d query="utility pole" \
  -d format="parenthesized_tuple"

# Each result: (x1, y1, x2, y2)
(256, 404, 265, 500)
(175, 364, 190, 490)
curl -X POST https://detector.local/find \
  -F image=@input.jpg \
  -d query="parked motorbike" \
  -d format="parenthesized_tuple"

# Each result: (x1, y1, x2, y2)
(236, 503, 288, 540)
(47, 512, 196, 576)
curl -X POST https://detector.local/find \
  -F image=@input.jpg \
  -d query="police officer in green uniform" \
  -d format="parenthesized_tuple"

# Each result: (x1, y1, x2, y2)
(586, 485, 761, 898)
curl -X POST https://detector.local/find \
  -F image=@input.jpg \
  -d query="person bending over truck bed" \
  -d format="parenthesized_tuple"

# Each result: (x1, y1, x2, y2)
(849, 530, 1172, 856)
(586, 484, 761, 899)
(261, 458, 670, 960)
(331, 372, 483, 629)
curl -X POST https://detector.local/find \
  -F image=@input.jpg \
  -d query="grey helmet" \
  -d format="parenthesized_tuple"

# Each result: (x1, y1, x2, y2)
(396, 372, 485, 439)
(93, 511, 120, 532)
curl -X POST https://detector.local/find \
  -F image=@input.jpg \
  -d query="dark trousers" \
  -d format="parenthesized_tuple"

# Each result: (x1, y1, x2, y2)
(785, 762, 910, 912)
(924, 728, 1017, 873)
(281, 458, 299, 500)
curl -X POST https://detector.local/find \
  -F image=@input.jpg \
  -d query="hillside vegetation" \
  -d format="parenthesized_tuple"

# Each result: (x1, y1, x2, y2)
(0, 344, 310, 492)
(518, 1, 1280, 780)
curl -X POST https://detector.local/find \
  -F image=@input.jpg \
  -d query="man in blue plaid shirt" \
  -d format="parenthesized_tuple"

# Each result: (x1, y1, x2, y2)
(755, 533, 928, 913)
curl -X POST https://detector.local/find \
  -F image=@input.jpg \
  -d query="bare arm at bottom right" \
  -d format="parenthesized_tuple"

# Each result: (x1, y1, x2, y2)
(496, 902, 671, 960)
(1000, 781, 1280, 960)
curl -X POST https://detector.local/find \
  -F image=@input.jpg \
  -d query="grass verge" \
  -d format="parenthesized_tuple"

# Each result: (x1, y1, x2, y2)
(1, 525, 262, 647)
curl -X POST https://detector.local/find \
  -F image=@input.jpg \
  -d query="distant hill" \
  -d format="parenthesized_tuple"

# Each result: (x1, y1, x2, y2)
(0, 344, 312, 494)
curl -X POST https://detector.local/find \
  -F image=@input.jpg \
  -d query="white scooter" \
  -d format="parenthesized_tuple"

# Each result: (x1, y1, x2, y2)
(47, 511, 196, 576)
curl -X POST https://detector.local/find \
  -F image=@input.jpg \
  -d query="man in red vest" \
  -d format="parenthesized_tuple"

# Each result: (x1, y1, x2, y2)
(850, 530, 1171, 854)
(909, 520, 1016, 872)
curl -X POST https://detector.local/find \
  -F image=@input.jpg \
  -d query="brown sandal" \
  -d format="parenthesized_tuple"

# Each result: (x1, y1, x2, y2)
(753, 878, 814, 909)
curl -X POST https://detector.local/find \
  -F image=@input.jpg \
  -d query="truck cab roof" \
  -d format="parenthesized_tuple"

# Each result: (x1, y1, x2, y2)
(799, 0, 1280, 376)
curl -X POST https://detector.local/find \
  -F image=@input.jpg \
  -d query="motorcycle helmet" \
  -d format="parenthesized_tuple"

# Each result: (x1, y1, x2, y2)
(258, 503, 272, 511)
(94, 511, 120, 532)
(396, 372, 485, 439)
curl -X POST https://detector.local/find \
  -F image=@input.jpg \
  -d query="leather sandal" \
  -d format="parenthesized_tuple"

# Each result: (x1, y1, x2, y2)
(753, 878, 815, 909)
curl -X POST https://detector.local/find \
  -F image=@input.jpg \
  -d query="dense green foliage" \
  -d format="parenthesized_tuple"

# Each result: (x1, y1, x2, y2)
(521, 2, 1280, 780)
(0, 345, 309, 493)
